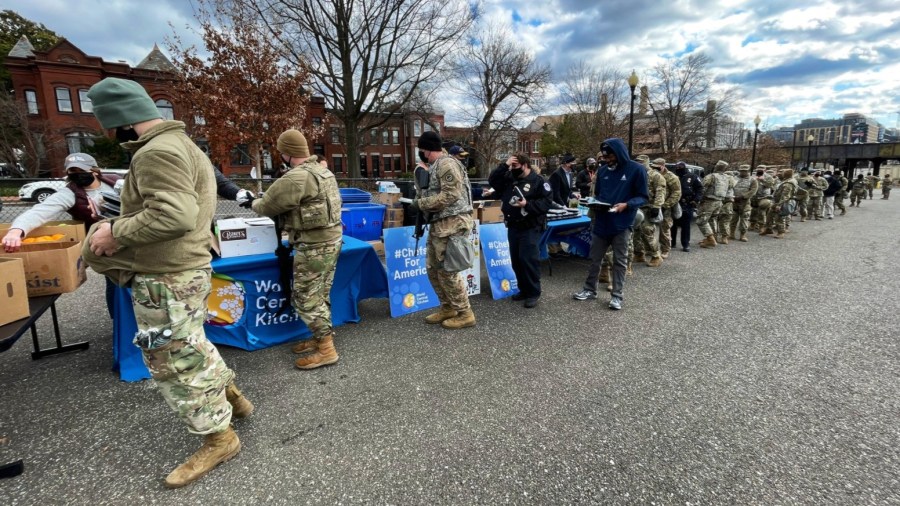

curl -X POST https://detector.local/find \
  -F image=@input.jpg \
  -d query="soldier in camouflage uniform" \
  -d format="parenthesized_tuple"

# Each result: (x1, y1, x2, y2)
(84, 78, 252, 488)
(795, 169, 813, 222)
(749, 165, 774, 231)
(248, 129, 343, 370)
(808, 171, 828, 219)
(410, 131, 476, 329)
(835, 171, 849, 214)
(850, 174, 867, 206)
(866, 173, 876, 199)
(697, 160, 731, 248)
(716, 170, 737, 244)
(882, 174, 892, 199)
(654, 158, 681, 258)
(761, 169, 797, 239)
(729, 164, 758, 242)
(633, 155, 666, 267)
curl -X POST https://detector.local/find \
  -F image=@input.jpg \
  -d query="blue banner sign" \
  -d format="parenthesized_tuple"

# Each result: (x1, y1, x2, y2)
(478, 223, 518, 299)
(383, 226, 440, 317)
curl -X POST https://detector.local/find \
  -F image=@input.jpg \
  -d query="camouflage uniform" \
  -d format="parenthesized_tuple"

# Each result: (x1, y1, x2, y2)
(866, 175, 876, 199)
(658, 168, 681, 256)
(133, 270, 234, 434)
(808, 175, 827, 219)
(634, 166, 666, 262)
(417, 155, 475, 313)
(882, 175, 892, 199)
(730, 169, 759, 238)
(749, 172, 776, 230)
(850, 177, 867, 206)
(252, 156, 344, 341)
(696, 163, 730, 243)
(794, 172, 812, 220)
(765, 175, 797, 234)
(716, 172, 737, 243)
(835, 174, 849, 213)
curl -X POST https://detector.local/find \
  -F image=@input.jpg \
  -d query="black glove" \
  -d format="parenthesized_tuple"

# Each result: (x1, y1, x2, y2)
(408, 199, 420, 213)
(238, 196, 256, 209)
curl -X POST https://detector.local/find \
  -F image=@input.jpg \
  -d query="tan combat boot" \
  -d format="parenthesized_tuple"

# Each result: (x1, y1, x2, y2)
(626, 261, 634, 276)
(632, 252, 646, 263)
(773, 231, 784, 239)
(291, 339, 317, 355)
(425, 305, 457, 324)
(441, 309, 476, 329)
(646, 256, 663, 267)
(728, 232, 737, 240)
(295, 335, 339, 369)
(598, 265, 610, 284)
(800, 216, 807, 222)
(164, 427, 241, 489)
(759, 228, 771, 236)
(699, 234, 717, 248)
(719, 234, 729, 245)
(224, 382, 254, 419)
(739, 233, 748, 242)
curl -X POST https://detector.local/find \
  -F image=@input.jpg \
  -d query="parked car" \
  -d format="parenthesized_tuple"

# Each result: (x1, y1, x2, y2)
(665, 163, 705, 178)
(0, 163, 26, 178)
(18, 179, 67, 202)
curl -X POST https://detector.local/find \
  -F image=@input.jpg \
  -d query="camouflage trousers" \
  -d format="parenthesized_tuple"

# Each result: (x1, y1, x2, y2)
(292, 238, 342, 340)
(883, 186, 891, 199)
(835, 192, 847, 211)
(633, 211, 660, 258)
(132, 269, 234, 435)
(729, 200, 752, 236)
(696, 199, 722, 237)
(716, 200, 734, 237)
(764, 205, 789, 233)
(808, 196, 823, 218)
(795, 197, 808, 218)
(657, 210, 674, 255)
(426, 232, 471, 312)
(850, 189, 866, 206)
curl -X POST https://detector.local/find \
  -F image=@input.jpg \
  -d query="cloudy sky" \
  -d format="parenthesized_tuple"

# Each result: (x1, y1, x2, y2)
(9, 0, 900, 132)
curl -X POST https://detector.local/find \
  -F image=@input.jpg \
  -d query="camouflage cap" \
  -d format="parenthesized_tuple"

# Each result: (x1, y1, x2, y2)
(715, 160, 729, 168)
(635, 154, 650, 168)
(738, 164, 751, 171)
(650, 157, 666, 168)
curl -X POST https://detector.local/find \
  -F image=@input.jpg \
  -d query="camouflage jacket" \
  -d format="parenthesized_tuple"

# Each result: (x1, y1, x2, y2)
(808, 176, 827, 198)
(661, 171, 682, 208)
(644, 169, 667, 209)
(417, 155, 473, 237)
(733, 175, 759, 201)
(774, 178, 797, 206)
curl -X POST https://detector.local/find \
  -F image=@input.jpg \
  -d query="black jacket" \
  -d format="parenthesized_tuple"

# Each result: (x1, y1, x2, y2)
(823, 175, 841, 197)
(547, 167, 576, 206)
(488, 163, 552, 229)
(214, 166, 242, 200)
(677, 171, 703, 206)
(575, 168, 596, 197)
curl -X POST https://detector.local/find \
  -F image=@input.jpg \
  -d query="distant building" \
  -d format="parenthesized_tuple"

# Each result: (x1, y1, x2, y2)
(792, 114, 883, 145)
(768, 127, 795, 145)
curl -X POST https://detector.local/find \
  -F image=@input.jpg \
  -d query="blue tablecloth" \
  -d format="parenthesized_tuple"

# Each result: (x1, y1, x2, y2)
(540, 215, 592, 260)
(112, 235, 388, 381)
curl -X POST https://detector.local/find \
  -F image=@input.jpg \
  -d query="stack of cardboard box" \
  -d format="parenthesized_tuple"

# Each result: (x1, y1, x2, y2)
(372, 192, 404, 229)
(473, 200, 503, 223)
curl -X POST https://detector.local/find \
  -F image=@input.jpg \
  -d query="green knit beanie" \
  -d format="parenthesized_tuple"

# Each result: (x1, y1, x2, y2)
(87, 78, 161, 129)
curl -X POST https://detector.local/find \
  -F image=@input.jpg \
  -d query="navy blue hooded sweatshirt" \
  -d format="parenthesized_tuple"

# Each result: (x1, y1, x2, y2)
(592, 138, 649, 236)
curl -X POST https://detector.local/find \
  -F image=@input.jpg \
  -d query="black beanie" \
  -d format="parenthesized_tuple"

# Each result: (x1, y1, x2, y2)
(417, 131, 442, 151)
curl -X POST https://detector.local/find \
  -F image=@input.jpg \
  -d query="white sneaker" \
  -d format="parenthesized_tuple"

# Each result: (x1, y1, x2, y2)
(608, 296, 622, 310)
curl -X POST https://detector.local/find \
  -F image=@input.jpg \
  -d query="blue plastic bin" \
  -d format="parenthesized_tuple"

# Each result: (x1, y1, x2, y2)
(339, 188, 373, 203)
(341, 203, 385, 240)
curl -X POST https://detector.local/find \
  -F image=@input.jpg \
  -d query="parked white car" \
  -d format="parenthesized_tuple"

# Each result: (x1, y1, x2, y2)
(18, 179, 68, 202)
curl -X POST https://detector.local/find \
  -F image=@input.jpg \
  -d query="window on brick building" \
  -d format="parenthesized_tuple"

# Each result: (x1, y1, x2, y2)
(55, 88, 72, 112)
(155, 99, 174, 120)
(313, 117, 322, 128)
(392, 129, 399, 145)
(66, 132, 94, 154)
(231, 145, 251, 166)
(331, 127, 339, 144)
(413, 120, 421, 137)
(314, 144, 325, 156)
(382, 130, 388, 145)
(332, 156, 343, 175)
(25, 90, 38, 114)
(394, 156, 402, 173)
(360, 154, 368, 177)
(424, 123, 431, 133)
(78, 89, 93, 113)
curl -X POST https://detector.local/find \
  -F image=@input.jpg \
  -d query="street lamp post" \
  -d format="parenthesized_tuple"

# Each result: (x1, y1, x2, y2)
(750, 114, 761, 170)
(806, 134, 814, 170)
(627, 70, 639, 156)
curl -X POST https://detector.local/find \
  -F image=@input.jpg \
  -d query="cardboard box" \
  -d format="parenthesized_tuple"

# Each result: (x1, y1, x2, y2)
(376, 181, 400, 193)
(0, 221, 86, 245)
(472, 200, 503, 223)
(0, 241, 87, 297)
(0, 257, 30, 326)
(372, 192, 404, 209)
(215, 218, 278, 258)
(366, 240, 385, 257)
(383, 219, 404, 229)
(385, 208, 404, 222)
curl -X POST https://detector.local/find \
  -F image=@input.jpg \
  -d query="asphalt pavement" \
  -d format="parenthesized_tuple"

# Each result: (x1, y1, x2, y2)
(1, 195, 898, 505)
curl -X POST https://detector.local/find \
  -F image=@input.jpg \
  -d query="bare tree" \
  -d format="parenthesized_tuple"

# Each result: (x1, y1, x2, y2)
(232, 0, 478, 178)
(454, 23, 551, 176)
(555, 61, 629, 159)
(0, 88, 52, 176)
(646, 53, 739, 156)
(167, 0, 316, 174)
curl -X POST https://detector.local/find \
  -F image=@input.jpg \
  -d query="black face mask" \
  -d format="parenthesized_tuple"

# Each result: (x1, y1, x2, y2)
(756, 171, 764, 177)
(675, 168, 686, 176)
(68, 172, 95, 187)
(418, 151, 428, 164)
(510, 168, 524, 178)
(116, 127, 139, 143)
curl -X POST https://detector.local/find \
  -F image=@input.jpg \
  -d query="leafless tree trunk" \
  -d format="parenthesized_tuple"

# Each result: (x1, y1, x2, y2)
(0, 88, 49, 176)
(453, 23, 551, 177)
(233, 0, 478, 178)
(646, 53, 739, 157)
